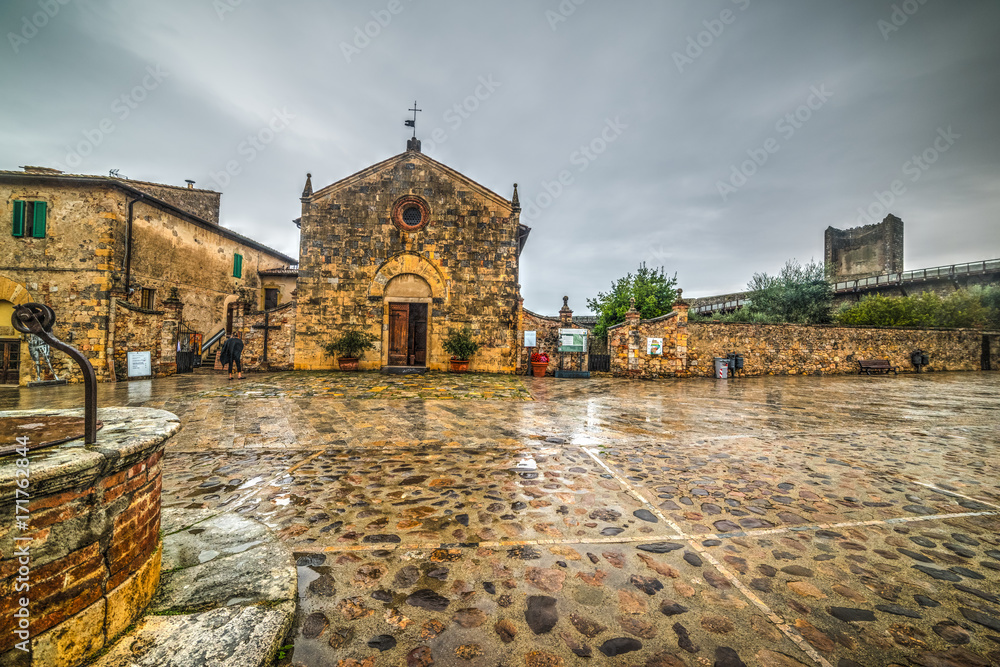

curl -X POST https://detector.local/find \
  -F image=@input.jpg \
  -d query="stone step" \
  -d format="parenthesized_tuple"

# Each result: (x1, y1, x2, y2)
(91, 509, 296, 667)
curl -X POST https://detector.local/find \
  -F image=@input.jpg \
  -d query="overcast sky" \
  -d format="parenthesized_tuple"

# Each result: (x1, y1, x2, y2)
(3, 0, 998, 314)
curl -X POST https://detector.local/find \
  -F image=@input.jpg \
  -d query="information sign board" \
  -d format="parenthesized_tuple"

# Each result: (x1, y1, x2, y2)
(558, 328, 587, 353)
(127, 351, 152, 378)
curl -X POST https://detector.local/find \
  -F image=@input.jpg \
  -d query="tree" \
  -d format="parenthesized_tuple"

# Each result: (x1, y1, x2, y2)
(587, 263, 678, 339)
(739, 259, 832, 324)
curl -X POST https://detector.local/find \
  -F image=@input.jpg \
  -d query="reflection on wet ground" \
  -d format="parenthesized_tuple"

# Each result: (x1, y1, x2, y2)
(3, 370, 999, 666)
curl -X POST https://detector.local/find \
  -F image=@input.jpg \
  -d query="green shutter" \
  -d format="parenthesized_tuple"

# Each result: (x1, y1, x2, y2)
(31, 201, 47, 238)
(12, 200, 24, 237)
(234, 253, 243, 278)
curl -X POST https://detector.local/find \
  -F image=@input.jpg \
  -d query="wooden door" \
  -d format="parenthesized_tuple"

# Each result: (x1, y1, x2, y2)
(226, 303, 236, 334)
(1, 340, 19, 384)
(408, 304, 427, 366)
(388, 303, 409, 366)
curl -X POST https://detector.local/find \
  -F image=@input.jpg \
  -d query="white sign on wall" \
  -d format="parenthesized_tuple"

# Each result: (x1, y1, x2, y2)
(127, 351, 152, 378)
(647, 338, 663, 355)
(524, 331, 536, 347)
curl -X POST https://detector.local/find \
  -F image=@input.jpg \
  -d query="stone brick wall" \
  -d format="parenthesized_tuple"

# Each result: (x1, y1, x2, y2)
(0, 408, 175, 665)
(825, 214, 904, 281)
(608, 309, 689, 379)
(296, 151, 521, 373)
(124, 179, 221, 224)
(1, 176, 293, 384)
(122, 197, 288, 342)
(1, 182, 116, 384)
(230, 300, 296, 371)
(520, 306, 596, 375)
(110, 299, 183, 379)
(687, 322, 999, 376)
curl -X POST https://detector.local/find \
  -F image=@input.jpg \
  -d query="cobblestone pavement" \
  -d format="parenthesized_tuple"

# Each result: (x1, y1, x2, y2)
(3, 370, 999, 666)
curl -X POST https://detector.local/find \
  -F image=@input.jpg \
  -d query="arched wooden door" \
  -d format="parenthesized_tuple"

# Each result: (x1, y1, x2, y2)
(388, 303, 427, 366)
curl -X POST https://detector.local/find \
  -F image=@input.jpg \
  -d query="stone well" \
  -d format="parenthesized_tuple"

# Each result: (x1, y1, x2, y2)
(0, 407, 179, 667)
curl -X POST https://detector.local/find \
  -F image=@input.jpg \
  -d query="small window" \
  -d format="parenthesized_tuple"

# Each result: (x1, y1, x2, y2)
(233, 253, 243, 278)
(402, 206, 422, 226)
(12, 200, 47, 238)
(140, 288, 155, 310)
(263, 288, 279, 310)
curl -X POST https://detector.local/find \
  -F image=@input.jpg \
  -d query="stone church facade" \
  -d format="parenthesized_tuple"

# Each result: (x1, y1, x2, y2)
(294, 141, 529, 373)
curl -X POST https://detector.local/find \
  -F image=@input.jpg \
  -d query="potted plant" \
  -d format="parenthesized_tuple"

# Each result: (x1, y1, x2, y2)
(443, 326, 479, 372)
(530, 352, 549, 377)
(322, 329, 378, 371)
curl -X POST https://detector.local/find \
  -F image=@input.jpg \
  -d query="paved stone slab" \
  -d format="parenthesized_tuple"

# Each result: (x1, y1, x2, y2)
(153, 540, 295, 611)
(91, 601, 295, 667)
(161, 510, 273, 570)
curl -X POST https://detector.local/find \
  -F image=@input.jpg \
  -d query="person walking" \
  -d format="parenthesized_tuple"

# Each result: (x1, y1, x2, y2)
(219, 332, 245, 380)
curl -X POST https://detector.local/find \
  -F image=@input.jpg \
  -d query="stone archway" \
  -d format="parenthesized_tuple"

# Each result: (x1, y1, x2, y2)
(368, 252, 449, 302)
(0, 276, 33, 385)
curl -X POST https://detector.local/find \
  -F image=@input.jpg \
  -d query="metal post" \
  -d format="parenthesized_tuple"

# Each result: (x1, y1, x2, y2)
(12, 303, 98, 444)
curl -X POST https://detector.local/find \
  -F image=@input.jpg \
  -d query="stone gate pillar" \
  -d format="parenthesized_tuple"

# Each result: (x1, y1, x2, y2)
(160, 288, 183, 375)
(625, 297, 641, 375)
(672, 289, 689, 376)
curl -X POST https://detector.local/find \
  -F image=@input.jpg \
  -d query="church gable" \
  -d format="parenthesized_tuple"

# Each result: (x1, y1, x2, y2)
(309, 151, 513, 213)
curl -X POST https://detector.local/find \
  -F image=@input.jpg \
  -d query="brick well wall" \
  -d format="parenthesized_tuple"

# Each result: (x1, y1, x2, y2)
(0, 409, 175, 665)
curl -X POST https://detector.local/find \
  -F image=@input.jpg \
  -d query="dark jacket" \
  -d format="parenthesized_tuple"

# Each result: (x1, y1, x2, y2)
(219, 337, 244, 365)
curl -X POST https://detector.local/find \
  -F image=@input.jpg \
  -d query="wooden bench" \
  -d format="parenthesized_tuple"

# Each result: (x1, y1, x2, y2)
(857, 359, 898, 375)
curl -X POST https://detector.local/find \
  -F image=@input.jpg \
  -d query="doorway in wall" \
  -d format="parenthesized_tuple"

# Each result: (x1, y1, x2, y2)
(388, 303, 427, 366)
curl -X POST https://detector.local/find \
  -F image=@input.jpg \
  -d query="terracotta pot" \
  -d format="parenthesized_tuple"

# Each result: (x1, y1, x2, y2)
(338, 357, 359, 371)
(531, 362, 548, 377)
(449, 359, 469, 373)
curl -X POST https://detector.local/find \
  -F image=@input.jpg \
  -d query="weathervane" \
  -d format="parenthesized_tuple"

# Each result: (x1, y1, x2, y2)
(404, 100, 421, 138)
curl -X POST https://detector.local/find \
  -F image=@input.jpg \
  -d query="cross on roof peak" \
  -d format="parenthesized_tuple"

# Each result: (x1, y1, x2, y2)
(404, 100, 422, 138)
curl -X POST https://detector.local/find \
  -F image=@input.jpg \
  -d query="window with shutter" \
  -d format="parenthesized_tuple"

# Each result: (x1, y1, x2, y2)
(12, 201, 25, 237)
(234, 253, 243, 278)
(31, 201, 47, 238)
(10, 201, 47, 238)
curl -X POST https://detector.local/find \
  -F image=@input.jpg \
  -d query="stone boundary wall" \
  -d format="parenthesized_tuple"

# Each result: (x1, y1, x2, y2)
(110, 300, 167, 380)
(520, 306, 598, 375)
(520, 310, 563, 376)
(231, 301, 296, 371)
(686, 322, 1000, 376)
(0, 407, 178, 666)
(608, 310, 688, 378)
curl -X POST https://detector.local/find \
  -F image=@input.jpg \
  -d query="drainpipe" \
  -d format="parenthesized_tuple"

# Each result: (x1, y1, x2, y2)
(124, 195, 144, 296)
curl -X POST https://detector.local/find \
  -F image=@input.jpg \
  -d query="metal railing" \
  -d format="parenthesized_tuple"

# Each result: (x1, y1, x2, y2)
(693, 298, 752, 314)
(201, 329, 226, 359)
(832, 258, 1000, 293)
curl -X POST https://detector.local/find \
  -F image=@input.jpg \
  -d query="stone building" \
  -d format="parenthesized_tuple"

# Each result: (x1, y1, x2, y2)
(294, 140, 529, 372)
(0, 166, 295, 385)
(824, 214, 904, 282)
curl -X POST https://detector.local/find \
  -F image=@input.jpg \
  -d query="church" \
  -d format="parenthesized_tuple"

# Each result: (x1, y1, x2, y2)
(293, 135, 530, 373)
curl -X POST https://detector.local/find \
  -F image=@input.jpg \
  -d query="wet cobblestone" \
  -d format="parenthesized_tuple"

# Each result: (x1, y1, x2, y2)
(2, 370, 999, 665)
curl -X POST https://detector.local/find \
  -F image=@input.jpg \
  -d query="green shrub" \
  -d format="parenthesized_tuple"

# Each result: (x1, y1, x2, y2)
(322, 329, 378, 359)
(835, 285, 998, 328)
(442, 327, 480, 360)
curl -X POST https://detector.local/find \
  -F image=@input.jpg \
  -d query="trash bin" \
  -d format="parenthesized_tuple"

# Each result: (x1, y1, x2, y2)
(713, 357, 729, 379)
